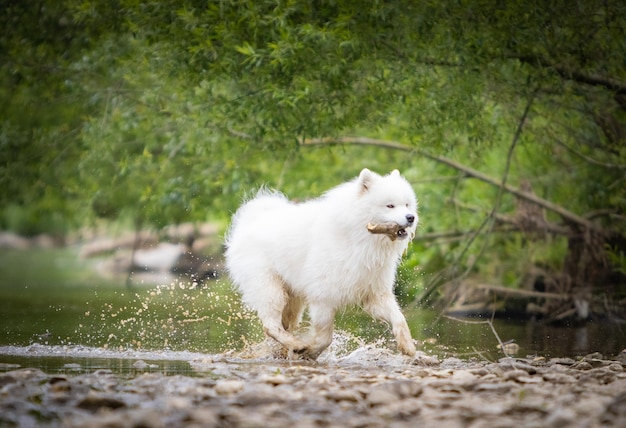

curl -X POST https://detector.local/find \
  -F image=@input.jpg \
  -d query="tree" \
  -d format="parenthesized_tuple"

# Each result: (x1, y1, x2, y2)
(1, 1, 624, 316)
(0, 1, 97, 234)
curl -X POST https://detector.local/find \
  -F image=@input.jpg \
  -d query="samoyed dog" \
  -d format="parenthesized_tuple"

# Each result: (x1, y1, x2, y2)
(225, 168, 418, 359)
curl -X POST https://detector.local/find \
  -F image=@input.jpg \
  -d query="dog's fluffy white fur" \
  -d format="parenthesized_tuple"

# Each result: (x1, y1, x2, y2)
(225, 168, 418, 359)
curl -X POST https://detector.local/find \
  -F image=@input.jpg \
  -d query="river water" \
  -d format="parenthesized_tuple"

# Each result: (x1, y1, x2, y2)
(1, 248, 624, 375)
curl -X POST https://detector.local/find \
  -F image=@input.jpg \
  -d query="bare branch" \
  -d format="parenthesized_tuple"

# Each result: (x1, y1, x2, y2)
(549, 131, 626, 169)
(517, 55, 626, 94)
(302, 136, 599, 231)
(449, 198, 572, 236)
(227, 127, 253, 139)
(416, 226, 530, 244)
(416, 230, 479, 241)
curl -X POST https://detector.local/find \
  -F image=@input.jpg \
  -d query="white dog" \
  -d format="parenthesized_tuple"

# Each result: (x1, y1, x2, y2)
(225, 168, 418, 359)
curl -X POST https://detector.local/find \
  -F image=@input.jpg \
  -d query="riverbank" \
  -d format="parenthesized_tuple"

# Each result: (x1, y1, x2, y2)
(1, 346, 625, 427)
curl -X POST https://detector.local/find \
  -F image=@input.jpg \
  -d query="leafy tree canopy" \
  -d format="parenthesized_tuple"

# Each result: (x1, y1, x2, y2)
(1, 1, 625, 302)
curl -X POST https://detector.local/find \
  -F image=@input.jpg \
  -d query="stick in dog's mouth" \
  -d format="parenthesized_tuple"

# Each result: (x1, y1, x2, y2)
(367, 222, 408, 241)
(396, 228, 408, 239)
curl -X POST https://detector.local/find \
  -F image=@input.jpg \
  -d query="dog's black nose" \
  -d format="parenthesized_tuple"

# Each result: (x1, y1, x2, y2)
(406, 214, 415, 224)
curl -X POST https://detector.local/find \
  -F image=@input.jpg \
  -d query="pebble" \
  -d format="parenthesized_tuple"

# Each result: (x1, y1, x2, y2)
(1, 350, 626, 427)
(414, 354, 440, 367)
(572, 361, 593, 371)
(324, 388, 361, 402)
(214, 379, 244, 395)
(367, 387, 399, 406)
(77, 393, 127, 411)
(503, 369, 529, 381)
(550, 357, 576, 366)
(542, 372, 577, 384)
(498, 359, 537, 374)
(545, 407, 577, 427)
(258, 373, 289, 385)
(449, 370, 478, 387)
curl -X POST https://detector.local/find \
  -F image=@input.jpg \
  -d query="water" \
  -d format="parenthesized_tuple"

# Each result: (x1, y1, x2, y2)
(0, 349, 197, 376)
(0, 248, 624, 375)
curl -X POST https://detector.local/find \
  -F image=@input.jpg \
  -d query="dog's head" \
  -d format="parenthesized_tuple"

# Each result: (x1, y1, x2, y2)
(357, 168, 418, 240)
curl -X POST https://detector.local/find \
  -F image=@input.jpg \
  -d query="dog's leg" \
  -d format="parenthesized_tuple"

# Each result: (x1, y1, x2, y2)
(249, 276, 307, 353)
(301, 303, 336, 359)
(281, 293, 305, 332)
(363, 292, 416, 356)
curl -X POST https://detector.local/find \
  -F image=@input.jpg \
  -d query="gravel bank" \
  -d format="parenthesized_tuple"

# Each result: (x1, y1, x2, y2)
(2, 347, 626, 427)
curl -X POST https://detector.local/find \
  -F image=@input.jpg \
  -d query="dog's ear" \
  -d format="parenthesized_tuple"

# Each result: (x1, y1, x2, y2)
(390, 169, 400, 177)
(358, 168, 375, 192)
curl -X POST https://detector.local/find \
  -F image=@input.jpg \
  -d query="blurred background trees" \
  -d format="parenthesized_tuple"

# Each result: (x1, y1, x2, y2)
(1, 0, 624, 314)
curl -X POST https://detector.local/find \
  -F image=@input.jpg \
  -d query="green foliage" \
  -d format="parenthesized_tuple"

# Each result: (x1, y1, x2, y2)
(1, 0, 625, 294)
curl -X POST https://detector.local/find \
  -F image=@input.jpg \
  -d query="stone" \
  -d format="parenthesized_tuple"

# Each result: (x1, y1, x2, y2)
(0, 374, 16, 387)
(545, 407, 576, 427)
(549, 357, 576, 366)
(503, 369, 529, 381)
(498, 359, 537, 374)
(1, 349, 625, 428)
(258, 373, 289, 385)
(571, 361, 593, 371)
(414, 354, 440, 367)
(77, 393, 127, 412)
(214, 379, 244, 395)
(367, 388, 399, 406)
(542, 373, 576, 384)
(325, 388, 362, 403)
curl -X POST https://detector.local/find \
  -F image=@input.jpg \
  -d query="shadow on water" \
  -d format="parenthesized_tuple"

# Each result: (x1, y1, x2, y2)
(1, 248, 624, 374)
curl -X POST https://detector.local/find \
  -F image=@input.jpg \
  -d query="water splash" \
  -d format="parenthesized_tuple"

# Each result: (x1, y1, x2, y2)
(74, 278, 263, 353)
(214, 329, 418, 368)
(63, 277, 437, 367)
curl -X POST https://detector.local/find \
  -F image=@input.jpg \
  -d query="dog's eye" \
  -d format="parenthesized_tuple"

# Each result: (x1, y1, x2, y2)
(386, 204, 395, 209)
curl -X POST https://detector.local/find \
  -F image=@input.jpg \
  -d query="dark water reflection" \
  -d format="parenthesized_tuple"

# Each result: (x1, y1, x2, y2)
(522, 319, 625, 357)
(419, 315, 625, 359)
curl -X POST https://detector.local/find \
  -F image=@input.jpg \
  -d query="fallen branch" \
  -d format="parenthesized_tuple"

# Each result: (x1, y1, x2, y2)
(471, 283, 570, 301)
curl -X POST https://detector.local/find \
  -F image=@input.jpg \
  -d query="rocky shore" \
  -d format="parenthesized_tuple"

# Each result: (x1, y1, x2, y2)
(2, 348, 626, 427)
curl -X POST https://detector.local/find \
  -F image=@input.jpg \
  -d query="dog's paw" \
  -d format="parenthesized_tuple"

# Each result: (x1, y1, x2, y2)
(397, 339, 417, 357)
(288, 346, 316, 361)
(290, 344, 328, 361)
(292, 345, 309, 355)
